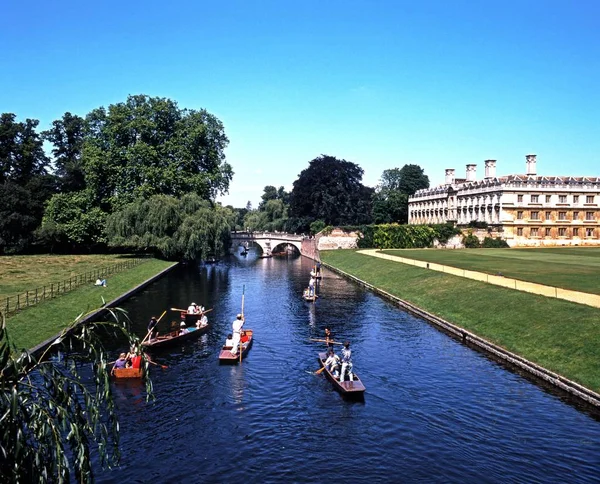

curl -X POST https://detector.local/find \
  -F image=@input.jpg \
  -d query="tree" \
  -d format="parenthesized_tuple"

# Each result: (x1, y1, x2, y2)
(373, 164, 429, 224)
(0, 311, 151, 483)
(81, 95, 232, 210)
(43, 112, 86, 192)
(106, 194, 234, 260)
(0, 114, 57, 253)
(0, 113, 49, 186)
(288, 155, 373, 231)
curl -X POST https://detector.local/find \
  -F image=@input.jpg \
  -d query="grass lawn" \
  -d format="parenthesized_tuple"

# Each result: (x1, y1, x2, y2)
(0, 254, 145, 301)
(3, 258, 175, 350)
(322, 250, 600, 394)
(380, 247, 600, 295)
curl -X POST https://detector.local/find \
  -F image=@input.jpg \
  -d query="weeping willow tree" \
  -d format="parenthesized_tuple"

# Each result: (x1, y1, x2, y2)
(0, 310, 151, 483)
(106, 193, 235, 260)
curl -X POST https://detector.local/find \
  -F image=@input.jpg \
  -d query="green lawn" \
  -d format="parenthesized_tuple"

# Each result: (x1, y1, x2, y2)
(3, 258, 176, 350)
(321, 250, 600, 394)
(0, 254, 144, 300)
(380, 247, 600, 295)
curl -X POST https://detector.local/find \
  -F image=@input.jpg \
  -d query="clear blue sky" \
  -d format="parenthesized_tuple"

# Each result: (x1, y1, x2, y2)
(1, 0, 598, 208)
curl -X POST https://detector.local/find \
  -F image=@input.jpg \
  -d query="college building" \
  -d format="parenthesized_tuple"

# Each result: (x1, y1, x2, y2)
(408, 155, 600, 247)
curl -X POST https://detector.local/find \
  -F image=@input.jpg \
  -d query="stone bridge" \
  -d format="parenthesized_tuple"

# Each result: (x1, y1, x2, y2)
(230, 231, 306, 256)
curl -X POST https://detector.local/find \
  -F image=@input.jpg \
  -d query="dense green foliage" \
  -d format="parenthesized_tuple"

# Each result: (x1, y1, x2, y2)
(106, 194, 234, 260)
(372, 165, 429, 224)
(0, 114, 58, 254)
(242, 185, 290, 232)
(481, 236, 510, 248)
(1, 95, 233, 256)
(322, 250, 600, 392)
(288, 155, 373, 232)
(357, 223, 460, 249)
(0, 311, 151, 483)
(462, 231, 481, 248)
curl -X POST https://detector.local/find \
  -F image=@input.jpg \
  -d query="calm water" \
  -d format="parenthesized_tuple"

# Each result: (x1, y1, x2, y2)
(98, 252, 600, 483)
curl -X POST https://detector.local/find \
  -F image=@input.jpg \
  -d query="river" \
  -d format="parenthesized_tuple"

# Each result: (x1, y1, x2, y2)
(98, 251, 600, 483)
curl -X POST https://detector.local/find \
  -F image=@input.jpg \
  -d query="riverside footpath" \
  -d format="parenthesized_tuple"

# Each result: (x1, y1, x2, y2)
(358, 249, 600, 309)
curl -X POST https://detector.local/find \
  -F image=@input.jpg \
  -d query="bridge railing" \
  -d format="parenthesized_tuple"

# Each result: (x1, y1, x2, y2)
(231, 231, 306, 240)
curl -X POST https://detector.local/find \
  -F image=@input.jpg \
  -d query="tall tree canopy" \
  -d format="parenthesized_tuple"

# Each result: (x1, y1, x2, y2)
(288, 155, 373, 230)
(81, 95, 232, 210)
(372, 164, 430, 224)
(0, 113, 57, 253)
(42, 112, 86, 192)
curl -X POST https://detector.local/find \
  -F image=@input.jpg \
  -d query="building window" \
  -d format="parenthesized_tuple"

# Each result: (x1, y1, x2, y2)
(558, 228, 566, 237)
(573, 195, 579, 203)
(545, 211, 551, 219)
(531, 228, 539, 237)
(545, 195, 551, 203)
(558, 212, 567, 220)
(518, 195, 523, 202)
(517, 228, 523, 236)
(573, 211, 579, 220)
(531, 195, 539, 203)
(545, 228, 551, 236)
(587, 195, 594, 203)
(559, 195, 567, 203)
(531, 211, 539, 220)
(587, 228, 594, 237)
(517, 211, 523, 220)
(586, 212, 595, 221)
(573, 228, 579, 236)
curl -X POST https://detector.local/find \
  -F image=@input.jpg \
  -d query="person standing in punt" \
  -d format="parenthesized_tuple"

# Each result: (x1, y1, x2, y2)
(340, 341, 354, 382)
(229, 314, 245, 356)
(324, 327, 334, 349)
(147, 316, 159, 340)
(308, 276, 316, 296)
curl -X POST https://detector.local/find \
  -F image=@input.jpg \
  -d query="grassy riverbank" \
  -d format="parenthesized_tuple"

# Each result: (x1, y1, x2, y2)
(4, 258, 175, 350)
(382, 247, 600, 295)
(321, 250, 600, 393)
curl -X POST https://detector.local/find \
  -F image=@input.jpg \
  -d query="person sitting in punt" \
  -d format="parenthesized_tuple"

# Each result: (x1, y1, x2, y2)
(324, 349, 340, 377)
(179, 322, 189, 335)
(126, 346, 142, 369)
(112, 353, 127, 374)
(196, 313, 208, 328)
(187, 302, 200, 314)
(340, 341, 354, 382)
(225, 333, 234, 347)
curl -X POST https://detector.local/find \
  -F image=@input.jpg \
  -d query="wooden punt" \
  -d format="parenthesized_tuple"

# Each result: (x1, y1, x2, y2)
(317, 351, 365, 397)
(142, 322, 209, 351)
(219, 329, 253, 363)
(303, 291, 318, 302)
(112, 367, 144, 379)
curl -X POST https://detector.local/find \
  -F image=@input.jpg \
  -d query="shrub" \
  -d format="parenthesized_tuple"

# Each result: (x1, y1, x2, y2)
(482, 236, 509, 248)
(462, 232, 481, 248)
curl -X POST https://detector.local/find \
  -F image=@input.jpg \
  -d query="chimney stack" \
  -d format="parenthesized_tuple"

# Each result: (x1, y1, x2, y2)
(526, 154, 537, 175)
(484, 160, 496, 179)
(466, 164, 477, 182)
(445, 169, 455, 185)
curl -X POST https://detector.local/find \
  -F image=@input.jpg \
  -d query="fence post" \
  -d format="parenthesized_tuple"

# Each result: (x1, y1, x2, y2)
(36, 288, 38, 304)
(6, 297, 9, 314)
(26, 291, 29, 307)
(51, 283, 53, 298)
(17, 294, 20, 311)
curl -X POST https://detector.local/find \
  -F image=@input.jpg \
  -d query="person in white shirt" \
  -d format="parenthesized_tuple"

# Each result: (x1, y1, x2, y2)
(225, 333, 234, 347)
(229, 314, 245, 355)
(187, 302, 198, 314)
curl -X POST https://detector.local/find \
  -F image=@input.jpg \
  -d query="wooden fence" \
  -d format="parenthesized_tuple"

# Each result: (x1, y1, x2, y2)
(2, 258, 146, 316)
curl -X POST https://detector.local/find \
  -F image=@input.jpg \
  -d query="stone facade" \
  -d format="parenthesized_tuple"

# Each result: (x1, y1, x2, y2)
(409, 155, 600, 247)
(317, 228, 359, 250)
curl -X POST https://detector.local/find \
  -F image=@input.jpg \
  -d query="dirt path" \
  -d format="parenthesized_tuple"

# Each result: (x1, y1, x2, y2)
(358, 249, 600, 309)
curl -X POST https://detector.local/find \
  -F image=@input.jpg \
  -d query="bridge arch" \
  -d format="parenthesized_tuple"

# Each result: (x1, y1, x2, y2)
(230, 231, 304, 256)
